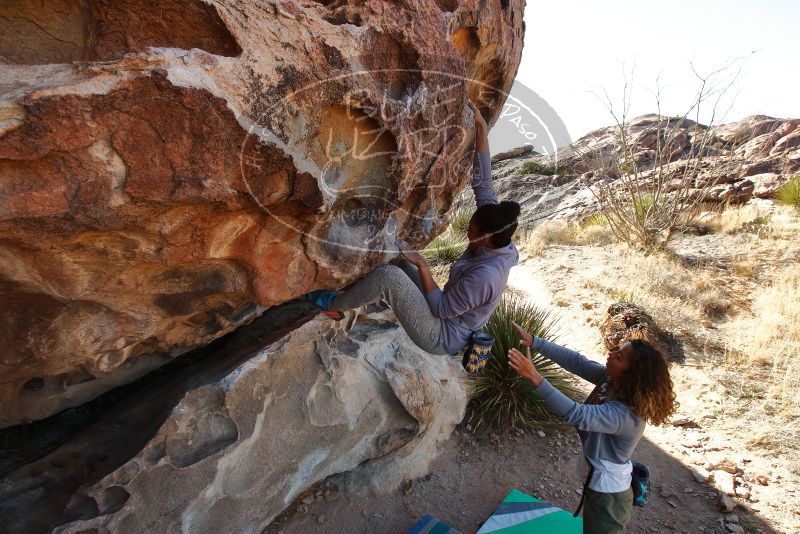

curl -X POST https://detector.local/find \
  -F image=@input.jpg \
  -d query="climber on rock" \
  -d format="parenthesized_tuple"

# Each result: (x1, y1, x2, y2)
(308, 100, 520, 356)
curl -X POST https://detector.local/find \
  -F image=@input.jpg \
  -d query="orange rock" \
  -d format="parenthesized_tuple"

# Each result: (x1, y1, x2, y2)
(0, 0, 526, 427)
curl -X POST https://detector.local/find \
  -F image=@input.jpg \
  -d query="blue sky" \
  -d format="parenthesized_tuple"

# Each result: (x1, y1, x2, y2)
(514, 0, 800, 143)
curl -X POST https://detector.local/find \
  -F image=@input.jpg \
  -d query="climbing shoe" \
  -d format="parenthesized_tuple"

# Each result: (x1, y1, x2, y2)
(306, 290, 344, 321)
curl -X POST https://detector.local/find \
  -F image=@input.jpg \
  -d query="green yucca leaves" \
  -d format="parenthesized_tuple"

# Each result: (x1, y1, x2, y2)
(449, 209, 472, 236)
(775, 176, 800, 210)
(467, 295, 581, 430)
(422, 230, 467, 264)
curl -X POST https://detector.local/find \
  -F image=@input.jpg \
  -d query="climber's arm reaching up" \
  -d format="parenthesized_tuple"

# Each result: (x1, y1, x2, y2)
(468, 101, 497, 207)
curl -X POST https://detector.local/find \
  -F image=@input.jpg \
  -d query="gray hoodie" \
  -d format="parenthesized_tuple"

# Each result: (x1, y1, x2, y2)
(424, 151, 520, 353)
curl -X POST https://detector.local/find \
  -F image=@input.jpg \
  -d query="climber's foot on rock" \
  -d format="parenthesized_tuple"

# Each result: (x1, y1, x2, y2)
(306, 290, 344, 321)
(323, 310, 345, 321)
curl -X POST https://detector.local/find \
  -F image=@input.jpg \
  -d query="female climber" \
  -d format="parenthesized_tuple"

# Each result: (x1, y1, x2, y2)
(506, 322, 678, 534)
(308, 101, 520, 355)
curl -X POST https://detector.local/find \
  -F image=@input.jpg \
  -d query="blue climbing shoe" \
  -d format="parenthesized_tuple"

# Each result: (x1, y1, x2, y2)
(306, 290, 344, 320)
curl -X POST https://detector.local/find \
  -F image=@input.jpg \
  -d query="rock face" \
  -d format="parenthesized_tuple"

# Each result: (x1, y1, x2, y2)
(472, 114, 800, 224)
(0, 305, 468, 533)
(0, 0, 525, 427)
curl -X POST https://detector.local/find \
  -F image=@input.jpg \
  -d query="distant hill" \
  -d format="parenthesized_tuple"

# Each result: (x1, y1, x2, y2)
(473, 115, 800, 226)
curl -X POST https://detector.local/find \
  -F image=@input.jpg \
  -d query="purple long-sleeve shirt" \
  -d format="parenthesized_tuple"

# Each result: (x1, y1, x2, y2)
(424, 150, 519, 353)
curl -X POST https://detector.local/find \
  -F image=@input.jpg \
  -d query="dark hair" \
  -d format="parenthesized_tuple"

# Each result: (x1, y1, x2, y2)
(472, 200, 521, 248)
(612, 339, 678, 426)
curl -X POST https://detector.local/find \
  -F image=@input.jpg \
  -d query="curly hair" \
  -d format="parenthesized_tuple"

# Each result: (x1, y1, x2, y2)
(611, 339, 678, 425)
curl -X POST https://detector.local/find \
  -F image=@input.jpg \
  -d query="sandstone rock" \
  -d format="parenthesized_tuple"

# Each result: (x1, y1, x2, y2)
(734, 485, 751, 500)
(712, 115, 786, 146)
(691, 468, 711, 483)
(749, 172, 786, 198)
(713, 470, 737, 496)
(719, 494, 736, 513)
(672, 417, 700, 428)
(724, 514, 740, 524)
(0, 0, 525, 428)
(0, 307, 468, 533)
(711, 459, 742, 475)
(600, 302, 683, 363)
(719, 179, 755, 204)
(492, 144, 537, 162)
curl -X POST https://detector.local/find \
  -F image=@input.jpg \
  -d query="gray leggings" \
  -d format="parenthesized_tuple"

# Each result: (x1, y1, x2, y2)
(332, 261, 449, 355)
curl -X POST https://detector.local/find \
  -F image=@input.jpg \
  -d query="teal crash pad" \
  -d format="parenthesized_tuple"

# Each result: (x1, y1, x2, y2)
(475, 489, 583, 533)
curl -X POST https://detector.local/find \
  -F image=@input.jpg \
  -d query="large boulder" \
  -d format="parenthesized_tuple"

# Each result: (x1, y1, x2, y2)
(0, 0, 525, 427)
(0, 305, 468, 533)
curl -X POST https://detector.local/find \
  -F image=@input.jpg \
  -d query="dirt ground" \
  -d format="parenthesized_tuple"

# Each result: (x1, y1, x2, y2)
(268, 217, 800, 534)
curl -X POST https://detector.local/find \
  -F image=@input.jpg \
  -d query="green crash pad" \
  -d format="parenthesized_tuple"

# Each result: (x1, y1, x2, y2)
(475, 489, 583, 533)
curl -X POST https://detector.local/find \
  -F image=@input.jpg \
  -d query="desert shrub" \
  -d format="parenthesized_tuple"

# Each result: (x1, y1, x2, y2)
(582, 213, 609, 228)
(583, 64, 746, 250)
(422, 230, 466, 264)
(519, 221, 578, 255)
(449, 209, 472, 236)
(517, 160, 563, 176)
(467, 295, 580, 429)
(633, 194, 656, 218)
(775, 176, 800, 210)
(578, 225, 616, 246)
(702, 204, 772, 235)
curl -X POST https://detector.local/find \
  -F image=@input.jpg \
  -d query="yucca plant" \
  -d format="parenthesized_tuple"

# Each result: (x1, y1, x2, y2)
(775, 176, 800, 210)
(467, 295, 581, 430)
(422, 230, 467, 264)
(449, 209, 472, 236)
(582, 213, 609, 228)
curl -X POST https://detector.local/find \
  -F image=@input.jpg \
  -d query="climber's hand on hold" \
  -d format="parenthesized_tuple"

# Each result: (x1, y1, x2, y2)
(468, 100, 488, 135)
(467, 100, 489, 153)
(396, 239, 427, 269)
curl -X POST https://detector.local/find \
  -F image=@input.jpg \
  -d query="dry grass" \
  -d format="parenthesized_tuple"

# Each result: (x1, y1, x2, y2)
(712, 204, 769, 232)
(583, 247, 732, 338)
(698, 203, 785, 237)
(519, 220, 616, 256)
(730, 256, 758, 278)
(727, 264, 800, 419)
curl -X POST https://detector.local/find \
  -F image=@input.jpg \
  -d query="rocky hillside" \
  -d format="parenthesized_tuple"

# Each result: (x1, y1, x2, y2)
(0, 0, 525, 428)
(479, 114, 799, 226)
